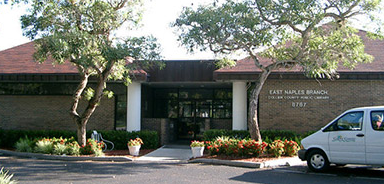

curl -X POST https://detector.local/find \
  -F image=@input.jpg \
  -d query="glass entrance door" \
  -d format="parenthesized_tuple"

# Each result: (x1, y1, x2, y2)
(177, 100, 211, 140)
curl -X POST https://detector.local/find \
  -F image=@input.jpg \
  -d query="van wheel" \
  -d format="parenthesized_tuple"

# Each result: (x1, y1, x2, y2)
(307, 150, 330, 172)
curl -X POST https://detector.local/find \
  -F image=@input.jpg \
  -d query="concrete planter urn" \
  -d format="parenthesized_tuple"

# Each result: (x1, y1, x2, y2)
(190, 140, 205, 158)
(191, 146, 204, 158)
(128, 145, 141, 156)
(127, 138, 143, 156)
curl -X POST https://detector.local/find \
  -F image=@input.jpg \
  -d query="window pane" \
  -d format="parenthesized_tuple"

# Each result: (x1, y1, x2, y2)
(371, 111, 384, 131)
(179, 89, 212, 99)
(214, 89, 232, 99)
(335, 112, 364, 131)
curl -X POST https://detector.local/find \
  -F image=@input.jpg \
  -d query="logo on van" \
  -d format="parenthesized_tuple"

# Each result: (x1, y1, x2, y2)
(332, 136, 356, 142)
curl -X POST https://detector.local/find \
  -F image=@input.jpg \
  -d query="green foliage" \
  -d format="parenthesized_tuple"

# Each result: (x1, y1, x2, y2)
(0, 167, 17, 184)
(15, 137, 34, 153)
(215, 58, 236, 69)
(127, 138, 143, 147)
(34, 138, 54, 154)
(20, 0, 162, 145)
(190, 140, 204, 147)
(52, 137, 80, 156)
(206, 137, 268, 157)
(0, 129, 159, 150)
(173, 0, 276, 54)
(268, 140, 285, 157)
(173, 0, 383, 140)
(203, 129, 250, 141)
(203, 129, 307, 143)
(283, 140, 300, 157)
(0, 129, 77, 148)
(80, 139, 104, 157)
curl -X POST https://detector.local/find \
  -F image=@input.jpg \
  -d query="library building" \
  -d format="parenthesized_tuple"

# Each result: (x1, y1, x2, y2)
(1, 30, 384, 144)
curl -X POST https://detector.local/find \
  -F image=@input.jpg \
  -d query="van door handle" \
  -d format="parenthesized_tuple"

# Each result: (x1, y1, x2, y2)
(356, 134, 365, 137)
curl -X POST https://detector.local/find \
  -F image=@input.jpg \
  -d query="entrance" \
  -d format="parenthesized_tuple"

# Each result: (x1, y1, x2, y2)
(177, 100, 211, 140)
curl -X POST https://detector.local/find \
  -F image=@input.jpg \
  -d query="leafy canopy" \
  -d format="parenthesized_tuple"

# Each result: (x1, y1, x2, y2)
(173, 0, 383, 79)
(21, 0, 162, 85)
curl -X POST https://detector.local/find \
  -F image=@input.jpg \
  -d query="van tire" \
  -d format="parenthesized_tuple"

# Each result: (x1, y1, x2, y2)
(307, 150, 330, 172)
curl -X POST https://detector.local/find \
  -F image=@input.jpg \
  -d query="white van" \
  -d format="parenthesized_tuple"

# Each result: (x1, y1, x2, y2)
(298, 106, 384, 172)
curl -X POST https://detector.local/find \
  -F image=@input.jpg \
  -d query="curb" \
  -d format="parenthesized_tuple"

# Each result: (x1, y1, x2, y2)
(188, 157, 305, 168)
(0, 149, 133, 162)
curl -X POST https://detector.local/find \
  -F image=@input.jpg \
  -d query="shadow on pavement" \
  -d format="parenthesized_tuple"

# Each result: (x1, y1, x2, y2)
(0, 156, 188, 182)
(229, 165, 384, 184)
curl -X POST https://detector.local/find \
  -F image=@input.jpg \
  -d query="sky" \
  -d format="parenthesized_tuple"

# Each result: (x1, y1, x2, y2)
(0, 0, 233, 60)
(0, 1, 382, 60)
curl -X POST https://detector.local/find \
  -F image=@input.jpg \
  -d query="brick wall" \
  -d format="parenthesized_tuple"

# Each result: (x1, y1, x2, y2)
(211, 119, 232, 130)
(0, 95, 115, 130)
(259, 79, 384, 133)
(142, 118, 176, 145)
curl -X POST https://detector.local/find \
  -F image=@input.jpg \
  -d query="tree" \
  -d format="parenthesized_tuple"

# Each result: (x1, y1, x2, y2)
(21, 0, 162, 146)
(173, 0, 383, 141)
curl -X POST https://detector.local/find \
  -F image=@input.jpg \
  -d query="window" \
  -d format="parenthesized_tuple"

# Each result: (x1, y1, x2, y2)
(371, 111, 384, 131)
(324, 111, 364, 131)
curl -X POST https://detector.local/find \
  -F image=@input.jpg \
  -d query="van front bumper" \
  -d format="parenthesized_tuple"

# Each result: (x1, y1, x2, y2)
(298, 149, 307, 161)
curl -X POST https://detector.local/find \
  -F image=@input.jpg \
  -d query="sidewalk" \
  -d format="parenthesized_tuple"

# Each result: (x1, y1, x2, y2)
(136, 145, 192, 162)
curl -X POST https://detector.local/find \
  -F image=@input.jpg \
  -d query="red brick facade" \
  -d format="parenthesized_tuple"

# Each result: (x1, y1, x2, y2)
(259, 79, 384, 133)
(0, 95, 115, 131)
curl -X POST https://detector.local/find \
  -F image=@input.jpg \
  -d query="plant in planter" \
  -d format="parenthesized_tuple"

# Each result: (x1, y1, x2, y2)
(190, 140, 205, 158)
(127, 138, 144, 156)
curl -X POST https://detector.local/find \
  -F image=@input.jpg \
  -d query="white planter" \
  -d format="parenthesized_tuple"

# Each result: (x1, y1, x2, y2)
(191, 146, 204, 158)
(128, 145, 141, 156)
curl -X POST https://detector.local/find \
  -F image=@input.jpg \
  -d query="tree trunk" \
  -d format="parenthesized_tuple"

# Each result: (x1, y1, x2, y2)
(71, 65, 114, 146)
(69, 73, 89, 146)
(248, 69, 271, 141)
(76, 121, 87, 147)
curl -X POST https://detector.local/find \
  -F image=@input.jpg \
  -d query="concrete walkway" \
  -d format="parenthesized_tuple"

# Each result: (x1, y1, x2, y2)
(136, 145, 192, 162)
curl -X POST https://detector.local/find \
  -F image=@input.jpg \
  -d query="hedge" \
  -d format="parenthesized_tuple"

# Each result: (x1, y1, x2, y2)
(0, 129, 159, 150)
(203, 129, 314, 144)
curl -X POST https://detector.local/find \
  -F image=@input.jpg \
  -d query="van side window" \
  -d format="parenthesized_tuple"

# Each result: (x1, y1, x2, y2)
(371, 111, 384, 131)
(324, 111, 364, 131)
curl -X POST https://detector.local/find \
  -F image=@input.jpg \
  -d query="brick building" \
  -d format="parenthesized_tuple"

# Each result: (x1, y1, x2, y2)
(1, 30, 384, 144)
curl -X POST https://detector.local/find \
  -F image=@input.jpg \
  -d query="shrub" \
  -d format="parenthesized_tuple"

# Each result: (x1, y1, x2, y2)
(238, 139, 268, 157)
(269, 140, 285, 157)
(283, 140, 299, 156)
(206, 137, 267, 157)
(65, 138, 80, 156)
(15, 137, 34, 153)
(34, 138, 54, 154)
(203, 129, 309, 145)
(0, 167, 17, 184)
(0, 130, 76, 148)
(0, 129, 159, 150)
(203, 130, 250, 141)
(80, 139, 104, 157)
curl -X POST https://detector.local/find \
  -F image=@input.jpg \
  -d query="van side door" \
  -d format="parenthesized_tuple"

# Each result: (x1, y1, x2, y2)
(366, 110, 384, 165)
(324, 111, 366, 164)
